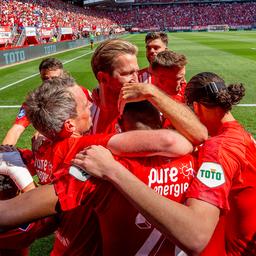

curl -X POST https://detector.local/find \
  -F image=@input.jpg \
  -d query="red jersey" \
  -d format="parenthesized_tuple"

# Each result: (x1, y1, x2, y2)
(138, 67, 155, 84)
(49, 134, 112, 256)
(186, 121, 256, 256)
(54, 153, 196, 256)
(0, 134, 111, 255)
(90, 88, 120, 134)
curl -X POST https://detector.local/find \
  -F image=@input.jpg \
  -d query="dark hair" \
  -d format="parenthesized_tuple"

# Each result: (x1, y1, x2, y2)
(151, 50, 187, 70)
(185, 72, 245, 111)
(39, 58, 63, 72)
(120, 101, 161, 130)
(145, 32, 168, 46)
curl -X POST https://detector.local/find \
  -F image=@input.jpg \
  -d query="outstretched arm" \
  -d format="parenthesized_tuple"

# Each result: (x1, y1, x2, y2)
(0, 184, 58, 229)
(72, 146, 219, 255)
(120, 83, 208, 145)
(107, 129, 193, 157)
(2, 124, 26, 146)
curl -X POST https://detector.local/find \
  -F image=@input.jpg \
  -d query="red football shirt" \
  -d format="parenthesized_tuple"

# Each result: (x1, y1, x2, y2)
(138, 67, 155, 84)
(54, 154, 196, 255)
(186, 121, 256, 255)
(49, 134, 112, 256)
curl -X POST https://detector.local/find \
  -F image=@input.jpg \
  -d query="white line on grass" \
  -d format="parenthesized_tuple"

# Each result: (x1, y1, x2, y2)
(0, 73, 40, 91)
(237, 104, 256, 106)
(0, 50, 94, 92)
(0, 105, 21, 108)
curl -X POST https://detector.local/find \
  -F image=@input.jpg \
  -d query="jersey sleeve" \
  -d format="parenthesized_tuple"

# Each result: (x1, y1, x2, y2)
(186, 139, 239, 210)
(53, 166, 113, 212)
(14, 103, 30, 128)
(53, 134, 115, 211)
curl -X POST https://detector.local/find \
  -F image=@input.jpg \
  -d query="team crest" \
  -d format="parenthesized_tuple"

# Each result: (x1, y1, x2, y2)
(197, 162, 225, 188)
(69, 165, 91, 182)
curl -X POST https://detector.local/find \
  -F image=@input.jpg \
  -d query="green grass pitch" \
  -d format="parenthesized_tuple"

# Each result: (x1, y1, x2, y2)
(0, 31, 256, 255)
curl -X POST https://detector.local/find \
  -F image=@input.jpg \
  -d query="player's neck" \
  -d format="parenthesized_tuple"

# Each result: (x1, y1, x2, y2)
(99, 88, 119, 113)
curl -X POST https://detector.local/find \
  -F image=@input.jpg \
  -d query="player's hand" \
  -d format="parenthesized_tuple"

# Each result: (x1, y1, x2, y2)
(72, 145, 120, 180)
(0, 150, 34, 191)
(119, 83, 156, 113)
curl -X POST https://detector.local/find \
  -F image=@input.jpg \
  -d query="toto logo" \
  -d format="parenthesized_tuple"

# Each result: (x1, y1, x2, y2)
(3, 51, 26, 65)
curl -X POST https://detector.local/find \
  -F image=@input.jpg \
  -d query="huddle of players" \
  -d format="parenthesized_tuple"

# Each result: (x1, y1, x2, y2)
(0, 32, 255, 256)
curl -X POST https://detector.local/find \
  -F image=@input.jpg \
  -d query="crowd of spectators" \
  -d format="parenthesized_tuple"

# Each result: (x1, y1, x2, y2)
(0, 0, 116, 32)
(0, 0, 256, 47)
(110, 2, 256, 28)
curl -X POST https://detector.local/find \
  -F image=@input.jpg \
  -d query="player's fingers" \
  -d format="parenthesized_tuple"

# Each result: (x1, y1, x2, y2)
(74, 153, 86, 161)
(71, 158, 83, 166)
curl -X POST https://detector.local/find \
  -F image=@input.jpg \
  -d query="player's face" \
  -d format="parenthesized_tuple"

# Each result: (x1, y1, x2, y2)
(152, 66, 185, 96)
(40, 68, 63, 81)
(146, 39, 167, 64)
(109, 54, 139, 93)
(70, 86, 92, 135)
(193, 102, 219, 136)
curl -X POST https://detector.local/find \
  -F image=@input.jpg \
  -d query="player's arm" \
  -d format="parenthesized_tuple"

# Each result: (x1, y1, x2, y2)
(0, 184, 58, 229)
(72, 146, 219, 255)
(120, 83, 208, 145)
(2, 124, 26, 145)
(107, 129, 193, 157)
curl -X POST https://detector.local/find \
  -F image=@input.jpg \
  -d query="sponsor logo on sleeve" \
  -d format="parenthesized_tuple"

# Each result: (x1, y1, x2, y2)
(69, 165, 91, 182)
(197, 162, 225, 188)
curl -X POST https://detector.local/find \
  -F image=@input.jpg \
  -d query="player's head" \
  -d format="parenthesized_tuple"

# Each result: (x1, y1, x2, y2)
(39, 58, 64, 81)
(25, 77, 92, 140)
(145, 32, 168, 64)
(91, 39, 139, 95)
(118, 101, 162, 131)
(151, 50, 187, 96)
(185, 72, 245, 133)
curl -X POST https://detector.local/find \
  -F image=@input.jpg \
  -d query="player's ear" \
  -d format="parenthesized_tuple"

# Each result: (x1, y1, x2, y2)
(56, 119, 74, 138)
(62, 119, 76, 135)
(64, 119, 76, 132)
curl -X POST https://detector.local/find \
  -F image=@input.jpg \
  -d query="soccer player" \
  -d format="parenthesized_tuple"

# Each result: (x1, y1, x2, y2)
(119, 50, 192, 145)
(89, 33, 95, 50)
(135, 50, 188, 102)
(90, 38, 139, 133)
(90, 39, 207, 145)
(0, 77, 194, 255)
(138, 32, 168, 83)
(78, 72, 256, 256)
(151, 50, 187, 102)
(2, 57, 65, 146)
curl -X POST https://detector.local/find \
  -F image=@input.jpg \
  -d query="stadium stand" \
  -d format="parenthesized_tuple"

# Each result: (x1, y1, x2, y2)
(0, 0, 256, 48)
